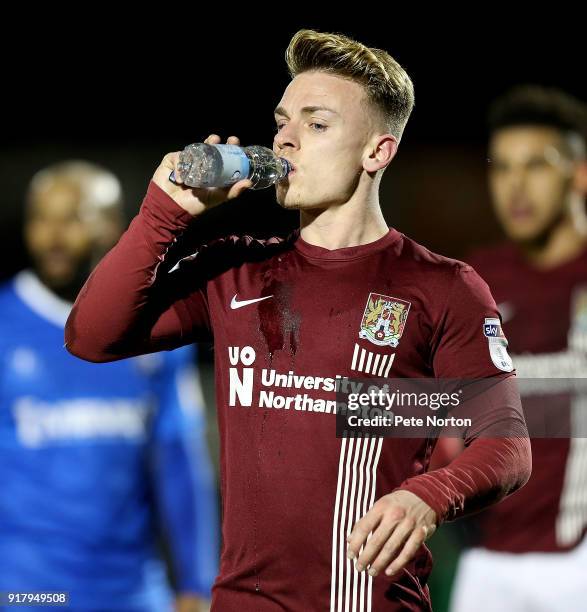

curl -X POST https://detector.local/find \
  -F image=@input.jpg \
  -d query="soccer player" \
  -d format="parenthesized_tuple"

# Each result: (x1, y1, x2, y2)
(449, 87, 587, 611)
(65, 31, 531, 611)
(0, 161, 218, 611)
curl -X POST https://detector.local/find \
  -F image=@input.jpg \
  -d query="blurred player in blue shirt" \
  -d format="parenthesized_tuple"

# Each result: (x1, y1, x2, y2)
(0, 161, 219, 611)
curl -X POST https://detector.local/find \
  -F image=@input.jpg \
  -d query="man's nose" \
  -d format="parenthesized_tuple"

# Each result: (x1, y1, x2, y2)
(510, 163, 530, 184)
(274, 122, 299, 150)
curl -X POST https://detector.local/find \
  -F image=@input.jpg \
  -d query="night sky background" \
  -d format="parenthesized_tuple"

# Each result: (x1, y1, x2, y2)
(2, 15, 584, 281)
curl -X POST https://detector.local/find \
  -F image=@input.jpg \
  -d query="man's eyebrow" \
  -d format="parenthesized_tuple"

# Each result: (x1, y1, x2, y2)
(273, 105, 340, 118)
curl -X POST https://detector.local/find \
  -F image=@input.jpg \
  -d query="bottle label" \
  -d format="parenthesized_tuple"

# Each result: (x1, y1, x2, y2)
(216, 145, 250, 186)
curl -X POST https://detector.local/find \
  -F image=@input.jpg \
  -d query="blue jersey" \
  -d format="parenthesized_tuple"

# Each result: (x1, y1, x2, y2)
(0, 271, 218, 611)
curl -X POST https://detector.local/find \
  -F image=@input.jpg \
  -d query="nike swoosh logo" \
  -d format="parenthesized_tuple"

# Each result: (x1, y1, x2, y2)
(230, 294, 273, 309)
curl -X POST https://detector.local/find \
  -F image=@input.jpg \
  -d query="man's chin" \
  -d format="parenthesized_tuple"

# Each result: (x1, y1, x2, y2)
(277, 198, 303, 211)
(41, 273, 76, 291)
(276, 185, 328, 211)
(35, 263, 78, 289)
(504, 222, 548, 244)
(276, 187, 302, 210)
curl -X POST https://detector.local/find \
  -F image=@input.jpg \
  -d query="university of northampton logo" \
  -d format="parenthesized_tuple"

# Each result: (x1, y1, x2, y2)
(359, 293, 411, 347)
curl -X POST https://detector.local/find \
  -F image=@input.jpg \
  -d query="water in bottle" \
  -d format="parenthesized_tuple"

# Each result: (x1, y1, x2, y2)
(171, 143, 291, 190)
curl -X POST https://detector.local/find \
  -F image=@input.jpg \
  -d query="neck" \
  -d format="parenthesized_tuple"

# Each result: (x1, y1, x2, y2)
(518, 206, 587, 269)
(35, 268, 90, 304)
(299, 179, 389, 249)
(50, 284, 83, 304)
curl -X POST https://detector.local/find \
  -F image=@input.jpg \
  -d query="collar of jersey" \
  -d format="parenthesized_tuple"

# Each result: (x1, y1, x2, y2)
(14, 270, 72, 328)
(292, 227, 401, 261)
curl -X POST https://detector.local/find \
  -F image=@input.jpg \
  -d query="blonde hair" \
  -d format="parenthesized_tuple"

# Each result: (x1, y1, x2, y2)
(285, 29, 414, 139)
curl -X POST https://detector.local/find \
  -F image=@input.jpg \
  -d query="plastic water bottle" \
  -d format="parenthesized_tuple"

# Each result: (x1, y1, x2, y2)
(169, 143, 291, 190)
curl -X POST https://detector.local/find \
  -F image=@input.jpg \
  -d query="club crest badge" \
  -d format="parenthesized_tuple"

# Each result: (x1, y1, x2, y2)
(359, 293, 411, 347)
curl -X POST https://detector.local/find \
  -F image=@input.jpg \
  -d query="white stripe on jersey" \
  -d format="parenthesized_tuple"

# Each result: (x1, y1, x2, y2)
(351, 344, 360, 371)
(367, 439, 383, 612)
(350, 343, 395, 376)
(331, 437, 384, 612)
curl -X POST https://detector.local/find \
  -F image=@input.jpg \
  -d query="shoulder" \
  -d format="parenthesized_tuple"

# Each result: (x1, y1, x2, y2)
(197, 231, 293, 253)
(170, 231, 295, 274)
(0, 275, 22, 319)
(0, 275, 17, 301)
(0, 275, 31, 353)
(396, 233, 478, 284)
(392, 234, 497, 316)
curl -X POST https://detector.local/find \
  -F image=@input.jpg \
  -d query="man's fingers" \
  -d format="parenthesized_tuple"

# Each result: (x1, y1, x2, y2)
(367, 518, 416, 576)
(345, 491, 437, 577)
(162, 151, 180, 170)
(384, 525, 429, 577)
(346, 510, 383, 561)
(154, 152, 185, 188)
(171, 170, 184, 185)
(353, 519, 401, 572)
(203, 134, 240, 146)
(226, 179, 253, 199)
(347, 505, 405, 561)
(162, 135, 247, 202)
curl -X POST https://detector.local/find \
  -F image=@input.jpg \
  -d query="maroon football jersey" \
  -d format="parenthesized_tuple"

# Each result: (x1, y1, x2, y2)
(66, 183, 530, 611)
(469, 243, 587, 553)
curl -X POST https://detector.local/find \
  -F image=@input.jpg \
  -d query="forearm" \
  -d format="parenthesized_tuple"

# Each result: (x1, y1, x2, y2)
(400, 434, 531, 523)
(65, 181, 193, 362)
(400, 376, 532, 523)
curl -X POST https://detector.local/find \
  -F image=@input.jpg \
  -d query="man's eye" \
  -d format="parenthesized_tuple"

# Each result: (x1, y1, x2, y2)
(490, 162, 508, 173)
(526, 159, 548, 170)
(275, 124, 286, 132)
(310, 123, 327, 132)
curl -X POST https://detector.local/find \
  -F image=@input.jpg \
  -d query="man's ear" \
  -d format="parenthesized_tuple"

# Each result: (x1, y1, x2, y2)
(364, 135, 398, 173)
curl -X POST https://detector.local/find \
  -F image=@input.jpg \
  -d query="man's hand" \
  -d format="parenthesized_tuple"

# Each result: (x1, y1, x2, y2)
(153, 134, 253, 217)
(346, 490, 436, 578)
(174, 593, 209, 612)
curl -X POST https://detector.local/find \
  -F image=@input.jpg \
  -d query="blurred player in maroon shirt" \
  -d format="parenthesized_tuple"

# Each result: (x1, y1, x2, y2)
(450, 86, 587, 611)
(65, 30, 531, 611)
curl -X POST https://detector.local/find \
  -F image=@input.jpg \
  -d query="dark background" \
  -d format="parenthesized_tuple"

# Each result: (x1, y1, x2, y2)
(2, 17, 585, 282)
